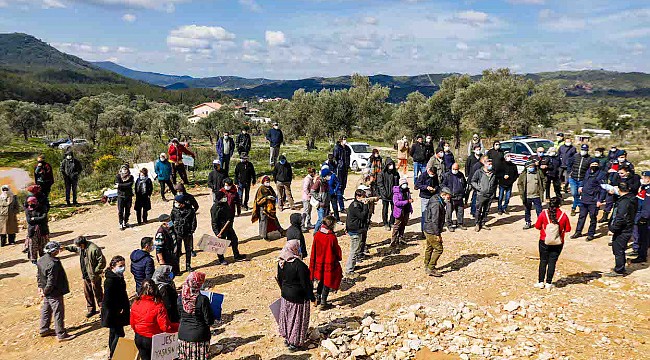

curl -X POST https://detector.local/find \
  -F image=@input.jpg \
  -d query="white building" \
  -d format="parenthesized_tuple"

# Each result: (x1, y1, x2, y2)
(581, 128, 613, 138)
(188, 102, 223, 124)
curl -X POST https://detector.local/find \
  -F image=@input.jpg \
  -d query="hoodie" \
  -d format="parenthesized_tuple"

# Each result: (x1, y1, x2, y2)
(377, 158, 400, 201)
(392, 185, 413, 219)
(286, 213, 308, 257)
(130, 249, 155, 293)
(60, 153, 82, 180)
(273, 155, 293, 183)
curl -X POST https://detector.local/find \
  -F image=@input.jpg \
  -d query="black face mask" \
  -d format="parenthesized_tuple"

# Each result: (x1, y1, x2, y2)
(590, 166, 599, 172)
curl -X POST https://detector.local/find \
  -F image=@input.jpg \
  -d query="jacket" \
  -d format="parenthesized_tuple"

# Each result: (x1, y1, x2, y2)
(310, 177, 330, 209)
(471, 168, 497, 198)
(168, 143, 195, 164)
(517, 170, 546, 203)
(346, 199, 369, 234)
(65, 241, 106, 281)
(486, 149, 505, 175)
(613, 174, 642, 195)
(37, 254, 70, 298)
(26, 205, 49, 237)
(155, 226, 176, 265)
(442, 171, 467, 199)
(0, 194, 19, 234)
(465, 154, 482, 183)
(426, 156, 448, 184)
(130, 249, 155, 293)
(130, 295, 178, 338)
(424, 195, 446, 236)
(278, 260, 315, 303)
(159, 284, 180, 323)
(415, 171, 439, 199)
(328, 172, 341, 196)
(60, 156, 82, 180)
(286, 213, 307, 257)
(154, 159, 172, 181)
(101, 269, 130, 328)
(392, 186, 412, 219)
(499, 161, 519, 187)
(171, 206, 197, 237)
(210, 202, 232, 235)
(443, 151, 455, 170)
(570, 153, 591, 181)
(396, 139, 409, 160)
(134, 177, 153, 211)
(540, 155, 561, 179)
(309, 227, 343, 290)
(534, 208, 571, 243)
(266, 128, 284, 147)
(273, 162, 293, 183)
(376, 159, 399, 201)
(177, 295, 215, 342)
(219, 186, 241, 218)
(115, 174, 134, 198)
(301, 174, 314, 202)
(236, 132, 252, 154)
(234, 161, 256, 186)
(467, 140, 485, 157)
(410, 142, 428, 163)
(333, 143, 351, 171)
(558, 144, 576, 168)
(208, 168, 227, 193)
(34, 161, 54, 187)
(609, 192, 637, 234)
(638, 184, 650, 224)
(580, 169, 606, 205)
(216, 136, 235, 158)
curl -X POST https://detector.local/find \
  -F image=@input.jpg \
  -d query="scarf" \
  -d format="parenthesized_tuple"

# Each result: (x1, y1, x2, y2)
(252, 176, 277, 223)
(0, 187, 12, 201)
(152, 265, 174, 291)
(181, 272, 206, 314)
(120, 168, 131, 181)
(278, 240, 301, 269)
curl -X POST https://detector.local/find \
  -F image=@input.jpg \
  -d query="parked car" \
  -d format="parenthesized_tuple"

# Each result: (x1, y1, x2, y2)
(348, 142, 372, 171)
(58, 138, 88, 150)
(48, 138, 69, 148)
(499, 136, 554, 173)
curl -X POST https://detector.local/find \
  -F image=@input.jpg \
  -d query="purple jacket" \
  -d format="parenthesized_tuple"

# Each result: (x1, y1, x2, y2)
(392, 186, 413, 219)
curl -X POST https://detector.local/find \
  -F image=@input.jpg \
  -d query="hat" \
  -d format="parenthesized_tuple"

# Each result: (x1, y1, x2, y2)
(580, 144, 589, 151)
(556, 132, 564, 137)
(74, 236, 88, 246)
(174, 194, 186, 203)
(590, 158, 600, 165)
(159, 153, 167, 159)
(641, 170, 650, 177)
(213, 159, 221, 165)
(440, 187, 451, 195)
(320, 168, 331, 178)
(44, 241, 61, 254)
(159, 214, 171, 222)
(26, 196, 38, 205)
(399, 177, 408, 186)
(618, 150, 627, 156)
(240, 152, 249, 159)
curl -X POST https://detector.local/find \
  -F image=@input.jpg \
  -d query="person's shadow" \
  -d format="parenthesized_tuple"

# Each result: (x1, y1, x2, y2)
(438, 253, 498, 274)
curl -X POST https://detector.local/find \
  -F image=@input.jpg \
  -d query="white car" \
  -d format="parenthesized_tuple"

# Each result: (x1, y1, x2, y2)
(348, 142, 372, 171)
(499, 136, 555, 173)
(58, 138, 89, 150)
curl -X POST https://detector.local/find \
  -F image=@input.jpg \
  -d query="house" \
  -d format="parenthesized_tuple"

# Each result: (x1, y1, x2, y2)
(581, 128, 612, 139)
(188, 102, 223, 124)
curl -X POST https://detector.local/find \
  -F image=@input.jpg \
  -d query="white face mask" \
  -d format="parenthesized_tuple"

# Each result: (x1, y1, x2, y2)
(444, 146, 450, 151)
(641, 178, 649, 185)
(565, 141, 572, 146)
(264, 182, 271, 187)
(224, 185, 232, 191)
(426, 137, 432, 142)
(618, 157, 625, 163)
(66, 155, 72, 160)
(400, 184, 408, 190)
(341, 140, 347, 145)
(388, 165, 394, 170)
(494, 145, 500, 150)
(474, 150, 481, 155)
(452, 169, 459, 175)
(428, 172, 435, 178)
(160, 157, 165, 161)
(224, 135, 229, 139)
(595, 152, 602, 157)
(273, 126, 279, 129)
(580, 150, 588, 156)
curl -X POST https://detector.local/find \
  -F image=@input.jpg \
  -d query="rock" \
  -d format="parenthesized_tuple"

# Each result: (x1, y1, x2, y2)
(370, 323, 386, 333)
(351, 347, 366, 357)
(503, 301, 520, 312)
(362, 317, 375, 327)
(470, 345, 483, 355)
(400, 312, 417, 322)
(564, 327, 576, 335)
(395, 350, 408, 360)
(366, 346, 376, 356)
(409, 339, 422, 350)
(441, 320, 454, 330)
(321, 339, 340, 356)
(375, 344, 386, 352)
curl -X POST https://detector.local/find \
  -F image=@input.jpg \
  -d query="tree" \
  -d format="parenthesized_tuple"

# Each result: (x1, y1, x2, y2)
(194, 111, 220, 145)
(73, 96, 104, 144)
(99, 105, 137, 135)
(46, 111, 85, 140)
(348, 74, 389, 133)
(596, 105, 629, 131)
(384, 91, 428, 141)
(161, 109, 190, 141)
(13, 102, 48, 140)
(427, 75, 471, 148)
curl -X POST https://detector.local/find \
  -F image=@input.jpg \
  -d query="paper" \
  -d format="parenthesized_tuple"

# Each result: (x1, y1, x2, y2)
(200, 290, 225, 321)
(133, 162, 156, 180)
(182, 155, 194, 167)
(112, 338, 139, 360)
(151, 332, 178, 360)
(197, 234, 231, 255)
(270, 298, 282, 325)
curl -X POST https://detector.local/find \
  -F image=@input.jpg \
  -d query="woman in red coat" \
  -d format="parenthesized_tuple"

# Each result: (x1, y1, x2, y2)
(309, 215, 342, 309)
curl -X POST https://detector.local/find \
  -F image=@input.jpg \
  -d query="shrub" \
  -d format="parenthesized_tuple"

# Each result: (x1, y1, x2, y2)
(94, 154, 122, 173)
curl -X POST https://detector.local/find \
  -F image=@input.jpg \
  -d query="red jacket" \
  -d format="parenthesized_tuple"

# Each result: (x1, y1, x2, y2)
(130, 295, 179, 338)
(168, 143, 196, 164)
(219, 186, 241, 217)
(309, 227, 343, 290)
(534, 208, 571, 243)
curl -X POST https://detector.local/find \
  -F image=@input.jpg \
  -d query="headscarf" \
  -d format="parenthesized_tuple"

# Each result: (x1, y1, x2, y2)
(152, 265, 174, 291)
(181, 271, 206, 314)
(252, 176, 277, 223)
(278, 240, 302, 268)
(0, 185, 12, 201)
(26, 184, 41, 195)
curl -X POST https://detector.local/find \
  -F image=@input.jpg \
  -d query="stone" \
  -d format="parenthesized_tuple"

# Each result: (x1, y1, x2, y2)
(395, 350, 408, 360)
(321, 339, 340, 356)
(409, 339, 422, 350)
(503, 301, 520, 312)
(370, 323, 386, 333)
(362, 317, 375, 327)
(375, 344, 386, 352)
(470, 345, 483, 355)
(351, 347, 366, 357)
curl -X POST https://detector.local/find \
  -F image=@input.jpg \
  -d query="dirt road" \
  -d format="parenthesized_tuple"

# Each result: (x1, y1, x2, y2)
(0, 172, 648, 359)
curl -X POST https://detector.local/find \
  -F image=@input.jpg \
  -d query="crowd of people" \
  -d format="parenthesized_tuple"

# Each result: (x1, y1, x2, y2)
(1, 125, 649, 358)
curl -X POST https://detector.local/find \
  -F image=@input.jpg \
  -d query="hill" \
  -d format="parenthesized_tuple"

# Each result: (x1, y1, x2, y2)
(91, 61, 194, 87)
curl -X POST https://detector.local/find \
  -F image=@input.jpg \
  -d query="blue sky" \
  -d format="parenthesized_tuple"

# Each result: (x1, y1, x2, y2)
(0, 0, 648, 79)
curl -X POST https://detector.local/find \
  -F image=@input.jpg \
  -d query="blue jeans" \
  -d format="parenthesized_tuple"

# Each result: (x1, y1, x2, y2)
(420, 197, 430, 233)
(413, 162, 425, 184)
(524, 197, 542, 224)
(497, 185, 512, 212)
(470, 190, 477, 216)
(314, 207, 327, 234)
(569, 178, 583, 210)
(336, 192, 345, 212)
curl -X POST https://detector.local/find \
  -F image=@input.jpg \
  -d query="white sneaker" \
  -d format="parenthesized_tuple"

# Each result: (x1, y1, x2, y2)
(533, 282, 544, 289)
(544, 283, 554, 290)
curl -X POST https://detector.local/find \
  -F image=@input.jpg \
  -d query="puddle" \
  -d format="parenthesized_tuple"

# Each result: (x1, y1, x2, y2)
(0, 167, 33, 192)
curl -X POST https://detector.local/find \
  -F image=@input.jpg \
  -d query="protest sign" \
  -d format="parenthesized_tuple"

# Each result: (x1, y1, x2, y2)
(270, 298, 281, 325)
(197, 234, 231, 255)
(151, 332, 178, 360)
(200, 290, 225, 321)
(182, 155, 195, 168)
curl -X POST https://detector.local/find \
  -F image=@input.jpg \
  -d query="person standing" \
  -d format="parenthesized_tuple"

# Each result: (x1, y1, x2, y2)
(601, 151, 635, 223)
(174, 183, 200, 212)
(253, 176, 284, 240)
(568, 144, 591, 216)
(540, 147, 562, 199)
(518, 160, 545, 230)
(571, 159, 606, 241)
(534, 197, 571, 290)
(155, 215, 180, 276)
(554, 132, 565, 149)
(286, 213, 308, 258)
(25, 196, 49, 263)
(177, 272, 215, 359)
(465, 145, 483, 215)
(171, 195, 197, 273)
(423, 187, 451, 277)
(327, 169, 343, 224)
(442, 164, 466, 231)
(208, 159, 227, 203)
(345, 189, 370, 278)
(466, 134, 485, 157)
(391, 178, 414, 252)
(65, 236, 106, 318)
(211, 191, 246, 264)
(266, 122, 284, 168)
(116, 165, 134, 230)
(486, 141, 505, 177)
(309, 216, 342, 309)
(396, 136, 410, 175)
(168, 139, 195, 185)
(631, 171, 650, 264)
(277, 240, 315, 350)
(37, 241, 75, 341)
(60, 150, 82, 206)
(311, 169, 331, 234)
(130, 237, 155, 294)
(592, 147, 609, 170)
(0, 185, 19, 246)
(134, 168, 153, 225)
(410, 135, 428, 184)
(426, 148, 448, 184)
(234, 153, 256, 211)
(498, 153, 519, 215)
(216, 131, 236, 175)
(415, 167, 439, 236)
(155, 153, 176, 201)
(34, 155, 55, 197)
(273, 155, 296, 211)
(220, 178, 242, 217)
(101, 255, 130, 359)
(152, 265, 180, 324)
(607, 182, 637, 276)
(367, 148, 383, 176)
(441, 142, 455, 171)
(333, 136, 352, 209)
(130, 279, 178, 360)
(301, 168, 316, 231)
(236, 127, 252, 157)
(377, 158, 399, 230)
(558, 138, 577, 193)
(471, 157, 497, 232)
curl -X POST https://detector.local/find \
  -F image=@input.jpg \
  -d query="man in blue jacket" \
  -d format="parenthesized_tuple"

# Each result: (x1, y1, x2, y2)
(266, 122, 284, 168)
(571, 159, 606, 241)
(558, 138, 577, 193)
(130, 237, 155, 294)
(333, 136, 352, 212)
(216, 131, 236, 175)
(416, 166, 439, 236)
(442, 163, 467, 231)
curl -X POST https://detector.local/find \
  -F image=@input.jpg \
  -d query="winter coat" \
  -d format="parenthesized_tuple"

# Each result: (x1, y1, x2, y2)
(134, 177, 153, 211)
(34, 161, 54, 187)
(593, 155, 609, 170)
(219, 186, 241, 218)
(442, 171, 467, 199)
(333, 143, 351, 171)
(26, 205, 49, 237)
(154, 159, 172, 181)
(130, 295, 178, 338)
(177, 295, 215, 342)
(278, 260, 315, 303)
(638, 184, 650, 223)
(234, 161, 256, 186)
(415, 171, 439, 199)
(467, 140, 485, 157)
(426, 157, 448, 184)
(37, 254, 70, 298)
(570, 153, 591, 181)
(236, 132, 252, 154)
(609, 192, 637, 234)
(486, 149, 505, 175)
(392, 186, 413, 219)
(613, 174, 642, 195)
(558, 144, 576, 168)
(309, 227, 343, 290)
(159, 284, 180, 323)
(181, 192, 200, 212)
(171, 206, 197, 237)
(0, 194, 19, 234)
(273, 161, 293, 183)
(130, 249, 155, 293)
(410, 142, 428, 163)
(310, 177, 330, 209)
(346, 199, 369, 234)
(115, 174, 134, 198)
(499, 161, 519, 187)
(396, 139, 409, 160)
(471, 168, 497, 198)
(286, 213, 308, 257)
(266, 128, 284, 147)
(208, 168, 227, 193)
(64, 241, 106, 281)
(211, 202, 232, 235)
(101, 269, 130, 328)
(424, 195, 446, 236)
(216, 136, 236, 158)
(443, 151, 455, 170)
(517, 170, 546, 203)
(60, 156, 82, 181)
(540, 155, 561, 179)
(301, 174, 314, 202)
(376, 159, 400, 201)
(328, 172, 341, 196)
(155, 226, 176, 265)
(168, 143, 195, 164)
(580, 169, 606, 205)
(465, 155, 482, 183)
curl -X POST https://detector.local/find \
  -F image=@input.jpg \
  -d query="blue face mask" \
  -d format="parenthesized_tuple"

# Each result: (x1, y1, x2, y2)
(280, 160, 286, 165)
(528, 167, 536, 173)
(169, 272, 175, 280)
(114, 266, 125, 275)
(487, 165, 493, 171)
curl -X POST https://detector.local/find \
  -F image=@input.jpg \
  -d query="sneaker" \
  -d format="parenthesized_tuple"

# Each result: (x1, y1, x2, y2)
(533, 282, 544, 289)
(544, 283, 554, 290)
(605, 271, 625, 277)
(523, 222, 532, 230)
(429, 269, 443, 277)
(475, 224, 481, 232)
(570, 233, 582, 239)
(570, 209, 576, 216)
(123, 222, 129, 229)
(425, 268, 432, 276)
(498, 210, 503, 215)
(39, 329, 55, 337)
(630, 257, 647, 264)
(586, 235, 595, 242)
(85, 310, 97, 318)
(57, 333, 76, 342)
(287, 344, 300, 352)
(191, 251, 197, 257)
(234, 254, 247, 261)
(448, 227, 455, 232)
(340, 209, 347, 214)
(459, 225, 467, 230)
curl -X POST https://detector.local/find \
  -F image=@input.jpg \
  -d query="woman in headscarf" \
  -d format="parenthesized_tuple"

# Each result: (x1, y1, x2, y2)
(309, 215, 343, 310)
(276, 240, 315, 351)
(252, 175, 284, 240)
(101, 255, 130, 359)
(152, 265, 179, 323)
(177, 272, 214, 360)
(25, 196, 49, 263)
(116, 164, 134, 230)
(0, 185, 19, 246)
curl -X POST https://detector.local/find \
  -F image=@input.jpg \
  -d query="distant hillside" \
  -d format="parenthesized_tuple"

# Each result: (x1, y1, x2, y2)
(92, 61, 193, 87)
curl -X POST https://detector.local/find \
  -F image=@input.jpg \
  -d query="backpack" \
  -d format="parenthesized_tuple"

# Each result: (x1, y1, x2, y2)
(544, 209, 565, 246)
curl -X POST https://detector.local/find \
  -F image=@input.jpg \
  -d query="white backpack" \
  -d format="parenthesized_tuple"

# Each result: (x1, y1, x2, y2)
(544, 210, 565, 246)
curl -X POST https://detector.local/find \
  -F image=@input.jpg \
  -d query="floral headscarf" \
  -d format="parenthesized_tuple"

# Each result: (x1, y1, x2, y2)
(278, 240, 302, 269)
(181, 271, 206, 314)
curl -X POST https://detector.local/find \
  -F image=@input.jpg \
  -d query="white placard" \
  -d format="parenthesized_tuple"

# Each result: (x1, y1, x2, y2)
(182, 155, 195, 167)
(197, 234, 231, 255)
(133, 162, 156, 180)
(151, 332, 178, 360)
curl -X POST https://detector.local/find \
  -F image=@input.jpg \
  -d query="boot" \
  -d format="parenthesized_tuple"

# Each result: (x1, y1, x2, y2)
(598, 211, 609, 223)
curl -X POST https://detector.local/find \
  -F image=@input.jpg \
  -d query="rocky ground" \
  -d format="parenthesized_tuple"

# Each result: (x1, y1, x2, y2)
(0, 172, 648, 360)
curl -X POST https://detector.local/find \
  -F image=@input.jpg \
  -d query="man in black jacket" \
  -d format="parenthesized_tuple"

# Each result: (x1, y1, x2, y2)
(236, 128, 252, 157)
(155, 215, 180, 275)
(415, 166, 439, 236)
(497, 153, 519, 215)
(171, 195, 197, 273)
(541, 147, 562, 199)
(472, 157, 497, 232)
(465, 144, 483, 213)
(60, 150, 82, 206)
(130, 237, 155, 294)
(208, 160, 227, 202)
(345, 189, 370, 278)
(116, 165, 134, 230)
(37, 241, 75, 341)
(569, 144, 592, 216)
(234, 153, 256, 211)
(423, 187, 451, 277)
(607, 182, 637, 276)
(377, 158, 400, 229)
(211, 191, 245, 265)
(442, 163, 467, 231)
(486, 141, 505, 176)
(333, 136, 352, 212)
(410, 135, 428, 184)
(273, 154, 295, 211)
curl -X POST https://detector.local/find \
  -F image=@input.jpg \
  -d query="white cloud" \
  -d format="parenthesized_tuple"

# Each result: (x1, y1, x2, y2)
(450, 10, 490, 26)
(74, 0, 181, 12)
(238, 0, 261, 12)
(42, 0, 65, 8)
(611, 27, 650, 39)
(538, 10, 586, 32)
(243, 39, 262, 50)
(361, 16, 378, 25)
(265, 30, 287, 47)
(122, 13, 136, 22)
(167, 25, 236, 52)
(456, 42, 469, 51)
(507, 0, 545, 4)
(476, 51, 492, 60)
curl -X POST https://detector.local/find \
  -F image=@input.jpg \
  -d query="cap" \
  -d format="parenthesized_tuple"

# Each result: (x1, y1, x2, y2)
(213, 159, 221, 165)
(556, 132, 564, 137)
(440, 187, 451, 195)
(44, 241, 61, 254)
(590, 158, 600, 164)
(619, 150, 627, 156)
(641, 170, 650, 177)
(399, 177, 408, 186)
(581, 144, 589, 151)
(320, 168, 331, 178)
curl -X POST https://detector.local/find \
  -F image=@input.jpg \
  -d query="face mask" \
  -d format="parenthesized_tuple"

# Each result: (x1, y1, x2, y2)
(444, 146, 450, 152)
(37, 162, 42, 167)
(224, 185, 232, 191)
(264, 182, 271, 187)
(114, 266, 125, 275)
(120, 169, 128, 175)
(452, 169, 459, 175)
(160, 157, 165, 161)
(580, 150, 587, 156)
(388, 165, 394, 170)
(618, 157, 625, 163)
(428, 172, 435, 178)
(595, 152, 602, 157)
(279, 160, 286, 165)
(557, 137, 562, 141)
(426, 137, 431, 142)
(169, 272, 175, 280)
(590, 166, 599, 171)
(167, 221, 174, 228)
(400, 184, 408, 190)
(273, 126, 279, 129)
(325, 176, 332, 181)
(474, 150, 481, 155)
(527, 167, 536, 173)
(565, 141, 572, 146)
(28, 205, 36, 210)
(220, 197, 228, 203)
(473, 138, 479, 142)
(66, 155, 72, 160)
(548, 151, 556, 156)
(537, 152, 544, 157)
(487, 165, 493, 171)
(437, 153, 444, 158)
(611, 148, 616, 152)
(494, 145, 500, 150)
(641, 178, 650, 185)
(140, 175, 146, 179)
(341, 140, 347, 145)
(224, 135, 229, 139)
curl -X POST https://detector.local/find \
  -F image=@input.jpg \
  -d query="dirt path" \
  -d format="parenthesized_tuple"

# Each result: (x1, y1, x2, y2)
(0, 172, 648, 360)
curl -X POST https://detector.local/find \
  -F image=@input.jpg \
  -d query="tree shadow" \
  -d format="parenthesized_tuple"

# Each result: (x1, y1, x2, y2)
(335, 285, 403, 308)
(439, 253, 499, 274)
(356, 253, 418, 276)
(490, 214, 525, 227)
(0, 272, 19, 281)
(0, 258, 28, 270)
(212, 334, 264, 354)
(555, 271, 602, 288)
(407, 216, 421, 226)
(246, 246, 282, 260)
(204, 273, 245, 287)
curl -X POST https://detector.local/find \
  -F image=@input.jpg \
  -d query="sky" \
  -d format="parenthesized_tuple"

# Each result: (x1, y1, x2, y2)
(0, 0, 649, 79)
